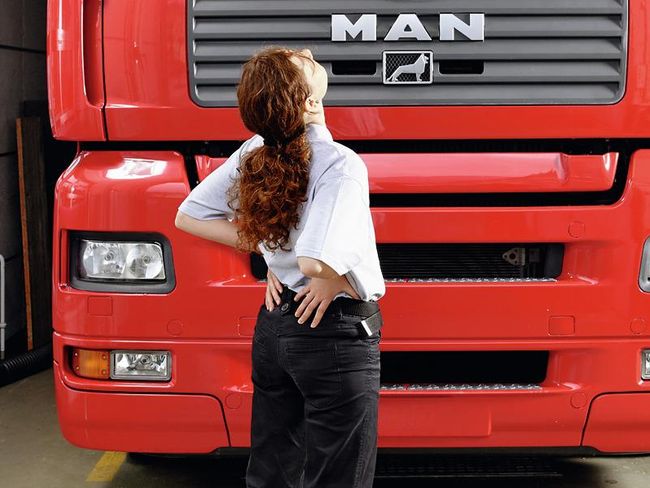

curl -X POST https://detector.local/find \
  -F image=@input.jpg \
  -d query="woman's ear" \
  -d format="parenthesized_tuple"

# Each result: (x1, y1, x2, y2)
(304, 96, 318, 115)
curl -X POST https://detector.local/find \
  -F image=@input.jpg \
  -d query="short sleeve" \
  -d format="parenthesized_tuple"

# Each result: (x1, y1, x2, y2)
(177, 135, 261, 220)
(294, 175, 371, 275)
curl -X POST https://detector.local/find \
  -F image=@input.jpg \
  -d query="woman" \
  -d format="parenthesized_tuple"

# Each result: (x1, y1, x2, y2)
(175, 47, 385, 488)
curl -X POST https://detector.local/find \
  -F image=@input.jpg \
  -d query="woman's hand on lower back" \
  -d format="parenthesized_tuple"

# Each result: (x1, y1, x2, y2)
(293, 275, 359, 328)
(265, 268, 283, 311)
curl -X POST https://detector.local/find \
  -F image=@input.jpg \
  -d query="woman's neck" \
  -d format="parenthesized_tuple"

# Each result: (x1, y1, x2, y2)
(304, 111, 326, 127)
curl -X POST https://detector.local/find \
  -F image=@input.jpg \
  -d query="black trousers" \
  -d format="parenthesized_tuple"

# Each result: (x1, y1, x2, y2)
(245, 288, 382, 488)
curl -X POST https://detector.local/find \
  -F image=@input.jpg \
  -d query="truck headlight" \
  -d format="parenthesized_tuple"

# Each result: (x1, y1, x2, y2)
(80, 240, 165, 280)
(69, 232, 175, 293)
(642, 350, 650, 380)
(110, 350, 171, 381)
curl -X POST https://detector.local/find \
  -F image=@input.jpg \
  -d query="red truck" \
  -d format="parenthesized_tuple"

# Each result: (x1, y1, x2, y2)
(49, 0, 650, 456)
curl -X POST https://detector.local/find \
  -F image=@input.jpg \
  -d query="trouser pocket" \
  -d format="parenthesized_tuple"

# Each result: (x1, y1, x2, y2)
(285, 338, 342, 409)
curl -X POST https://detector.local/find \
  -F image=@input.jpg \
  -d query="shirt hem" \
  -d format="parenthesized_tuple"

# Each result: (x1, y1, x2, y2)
(294, 247, 350, 276)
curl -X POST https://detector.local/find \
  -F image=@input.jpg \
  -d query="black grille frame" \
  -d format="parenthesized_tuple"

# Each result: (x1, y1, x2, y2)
(250, 242, 563, 281)
(187, 0, 628, 107)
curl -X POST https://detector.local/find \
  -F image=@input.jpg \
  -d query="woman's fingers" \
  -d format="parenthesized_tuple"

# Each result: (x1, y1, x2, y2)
(265, 285, 273, 311)
(266, 269, 282, 305)
(309, 300, 331, 328)
(294, 293, 314, 323)
(269, 278, 281, 306)
(269, 272, 283, 305)
(296, 295, 320, 324)
(269, 268, 282, 290)
(294, 283, 310, 303)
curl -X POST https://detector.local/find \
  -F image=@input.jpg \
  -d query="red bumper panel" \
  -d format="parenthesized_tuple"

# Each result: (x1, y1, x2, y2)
(195, 153, 618, 193)
(53, 362, 229, 453)
(583, 393, 650, 453)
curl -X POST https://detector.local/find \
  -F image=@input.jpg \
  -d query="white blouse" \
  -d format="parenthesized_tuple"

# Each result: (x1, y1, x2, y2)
(177, 123, 385, 302)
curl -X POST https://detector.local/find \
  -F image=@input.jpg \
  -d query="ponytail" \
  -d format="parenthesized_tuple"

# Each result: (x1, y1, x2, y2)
(228, 47, 314, 254)
(227, 131, 311, 253)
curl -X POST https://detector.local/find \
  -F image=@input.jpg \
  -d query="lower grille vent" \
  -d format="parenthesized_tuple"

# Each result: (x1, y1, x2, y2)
(251, 243, 563, 281)
(380, 351, 549, 385)
(375, 454, 564, 479)
(378, 243, 563, 280)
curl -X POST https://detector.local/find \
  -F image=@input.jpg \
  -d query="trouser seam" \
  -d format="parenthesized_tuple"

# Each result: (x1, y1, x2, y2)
(353, 341, 375, 487)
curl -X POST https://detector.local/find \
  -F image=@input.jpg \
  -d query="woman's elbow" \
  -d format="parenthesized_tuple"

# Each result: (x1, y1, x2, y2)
(298, 257, 322, 278)
(175, 211, 190, 231)
(298, 257, 339, 279)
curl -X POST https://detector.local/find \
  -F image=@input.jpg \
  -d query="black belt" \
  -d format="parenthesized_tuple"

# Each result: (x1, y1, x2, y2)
(277, 284, 383, 337)
(279, 284, 379, 317)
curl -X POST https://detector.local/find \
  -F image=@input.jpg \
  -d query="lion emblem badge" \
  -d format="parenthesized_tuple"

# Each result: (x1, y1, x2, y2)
(383, 51, 433, 85)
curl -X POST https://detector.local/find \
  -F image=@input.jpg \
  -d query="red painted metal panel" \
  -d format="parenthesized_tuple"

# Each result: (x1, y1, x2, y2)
(53, 362, 229, 452)
(196, 153, 619, 193)
(47, 0, 105, 140)
(101, 0, 650, 141)
(51, 149, 650, 451)
(53, 150, 650, 343)
(52, 332, 650, 450)
(583, 393, 650, 453)
(364, 152, 619, 193)
(379, 398, 493, 438)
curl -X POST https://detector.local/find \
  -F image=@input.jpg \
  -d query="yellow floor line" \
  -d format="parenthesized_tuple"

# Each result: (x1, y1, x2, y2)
(86, 451, 127, 482)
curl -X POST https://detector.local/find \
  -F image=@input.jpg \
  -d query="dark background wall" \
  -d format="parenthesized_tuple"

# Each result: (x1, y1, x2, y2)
(0, 1, 47, 349)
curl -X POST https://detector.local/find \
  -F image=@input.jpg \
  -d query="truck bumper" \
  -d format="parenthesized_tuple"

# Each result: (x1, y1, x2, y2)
(583, 393, 650, 453)
(53, 361, 230, 453)
(53, 333, 650, 454)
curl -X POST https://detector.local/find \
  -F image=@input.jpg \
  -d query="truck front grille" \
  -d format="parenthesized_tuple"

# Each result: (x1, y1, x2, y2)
(380, 350, 549, 385)
(188, 0, 628, 106)
(377, 243, 563, 280)
(250, 243, 563, 281)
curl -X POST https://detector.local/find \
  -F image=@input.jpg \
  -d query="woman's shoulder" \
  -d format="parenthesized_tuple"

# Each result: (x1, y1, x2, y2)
(241, 133, 264, 155)
(310, 138, 367, 182)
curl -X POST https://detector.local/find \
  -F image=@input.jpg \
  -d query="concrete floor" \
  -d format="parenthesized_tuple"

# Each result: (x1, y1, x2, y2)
(1, 369, 649, 487)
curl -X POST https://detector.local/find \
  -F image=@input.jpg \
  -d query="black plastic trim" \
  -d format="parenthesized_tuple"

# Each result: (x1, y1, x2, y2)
(209, 445, 608, 457)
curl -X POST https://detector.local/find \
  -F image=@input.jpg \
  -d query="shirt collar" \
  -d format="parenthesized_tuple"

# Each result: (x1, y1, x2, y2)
(306, 123, 333, 142)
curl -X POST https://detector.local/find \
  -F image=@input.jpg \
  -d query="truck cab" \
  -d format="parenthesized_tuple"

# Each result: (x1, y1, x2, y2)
(49, 0, 650, 455)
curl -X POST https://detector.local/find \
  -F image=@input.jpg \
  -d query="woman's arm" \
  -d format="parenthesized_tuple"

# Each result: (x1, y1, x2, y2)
(297, 256, 338, 279)
(298, 257, 359, 296)
(174, 210, 240, 248)
(292, 273, 360, 326)
(296, 254, 361, 321)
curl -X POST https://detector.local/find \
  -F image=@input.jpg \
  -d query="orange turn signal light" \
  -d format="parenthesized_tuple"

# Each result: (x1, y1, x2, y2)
(71, 348, 110, 379)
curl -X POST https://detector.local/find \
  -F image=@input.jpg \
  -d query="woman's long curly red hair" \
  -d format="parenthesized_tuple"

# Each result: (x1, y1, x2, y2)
(227, 47, 313, 253)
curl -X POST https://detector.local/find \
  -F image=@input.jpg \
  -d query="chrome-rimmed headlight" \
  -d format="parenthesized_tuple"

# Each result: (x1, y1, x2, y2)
(69, 232, 175, 293)
(79, 240, 165, 280)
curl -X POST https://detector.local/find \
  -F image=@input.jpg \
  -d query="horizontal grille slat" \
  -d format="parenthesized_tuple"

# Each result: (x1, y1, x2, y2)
(193, 39, 622, 62)
(326, 83, 619, 104)
(192, 16, 623, 40)
(188, 0, 627, 106)
(195, 61, 621, 85)
(380, 383, 543, 391)
(198, 83, 619, 105)
(193, 0, 624, 16)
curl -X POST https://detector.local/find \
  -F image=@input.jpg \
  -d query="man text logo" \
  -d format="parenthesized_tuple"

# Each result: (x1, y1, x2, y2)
(331, 13, 485, 42)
